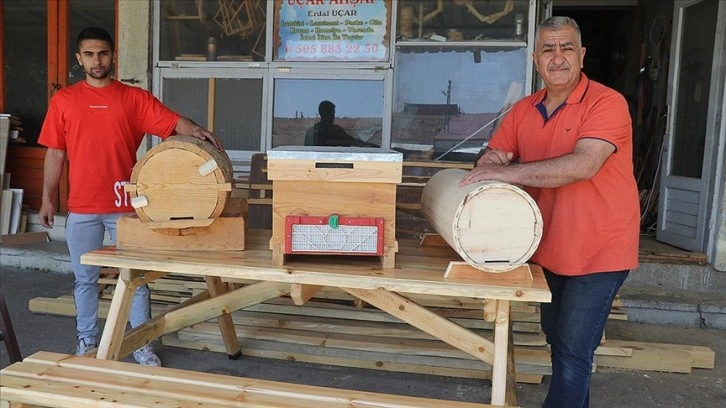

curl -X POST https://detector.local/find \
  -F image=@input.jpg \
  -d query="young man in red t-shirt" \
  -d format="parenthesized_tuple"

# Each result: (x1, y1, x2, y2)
(38, 27, 223, 366)
(461, 17, 639, 408)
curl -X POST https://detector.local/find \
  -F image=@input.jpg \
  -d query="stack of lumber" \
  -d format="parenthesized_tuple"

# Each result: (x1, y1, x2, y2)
(29, 267, 713, 381)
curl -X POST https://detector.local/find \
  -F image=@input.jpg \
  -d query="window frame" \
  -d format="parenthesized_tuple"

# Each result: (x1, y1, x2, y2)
(150, 0, 536, 165)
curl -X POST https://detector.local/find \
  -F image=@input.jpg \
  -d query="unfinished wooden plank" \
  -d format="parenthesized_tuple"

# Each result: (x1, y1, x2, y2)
(0, 231, 48, 245)
(595, 347, 693, 373)
(186, 313, 547, 346)
(600, 339, 714, 369)
(344, 287, 494, 364)
(96, 268, 139, 360)
(490, 299, 512, 406)
(164, 336, 544, 385)
(166, 330, 552, 377)
(290, 283, 324, 305)
(268, 159, 403, 184)
(3, 352, 493, 408)
(116, 281, 290, 360)
(419, 233, 450, 248)
(184, 323, 480, 359)
(29, 295, 545, 337)
(0, 189, 12, 235)
(81, 242, 552, 303)
(204, 275, 241, 357)
(116, 214, 245, 251)
(445, 263, 533, 282)
(594, 344, 634, 357)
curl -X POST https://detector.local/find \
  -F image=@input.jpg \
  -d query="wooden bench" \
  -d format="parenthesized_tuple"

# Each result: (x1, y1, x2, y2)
(0, 351, 496, 407)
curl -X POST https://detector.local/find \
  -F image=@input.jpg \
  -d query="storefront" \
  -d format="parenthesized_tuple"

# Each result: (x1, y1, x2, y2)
(2, 0, 725, 269)
(150, 0, 535, 171)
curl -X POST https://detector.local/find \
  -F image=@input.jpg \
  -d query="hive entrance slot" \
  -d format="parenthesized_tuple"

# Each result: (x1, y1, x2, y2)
(170, 216, 194, 220)
(315, 162, 354, 169)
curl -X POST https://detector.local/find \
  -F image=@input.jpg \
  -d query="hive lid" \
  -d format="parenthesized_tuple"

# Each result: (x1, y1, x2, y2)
(268, 146, 402, 162)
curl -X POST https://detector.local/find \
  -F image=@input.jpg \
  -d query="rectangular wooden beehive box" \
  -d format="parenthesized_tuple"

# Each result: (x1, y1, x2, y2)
(267, 146, 402, 268)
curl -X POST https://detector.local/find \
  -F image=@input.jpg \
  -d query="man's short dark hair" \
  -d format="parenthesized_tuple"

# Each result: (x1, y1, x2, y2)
(318, 100, 335, 118)
(77, 27, 115, 52)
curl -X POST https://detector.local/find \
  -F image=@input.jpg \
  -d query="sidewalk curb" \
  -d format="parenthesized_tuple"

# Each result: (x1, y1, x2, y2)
(0, 242, 73, 274)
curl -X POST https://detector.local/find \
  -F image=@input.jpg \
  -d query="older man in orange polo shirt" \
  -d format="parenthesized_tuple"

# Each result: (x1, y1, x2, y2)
(461, 16, 640, 408)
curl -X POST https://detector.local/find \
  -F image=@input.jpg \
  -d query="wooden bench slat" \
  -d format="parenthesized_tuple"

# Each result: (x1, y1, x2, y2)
(1, 352, 495, 408)
(1, 375, 238, 408)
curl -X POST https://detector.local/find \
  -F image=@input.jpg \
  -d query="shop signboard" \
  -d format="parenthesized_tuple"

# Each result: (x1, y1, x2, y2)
(274, 0, 391, 61)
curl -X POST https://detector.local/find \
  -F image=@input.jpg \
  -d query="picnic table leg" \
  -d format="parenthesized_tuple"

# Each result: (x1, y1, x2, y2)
(491, 299, 517, 406)
(204, 276, 242, 359)
(0, 293, 22, 363)
(96, 268, 140, 360)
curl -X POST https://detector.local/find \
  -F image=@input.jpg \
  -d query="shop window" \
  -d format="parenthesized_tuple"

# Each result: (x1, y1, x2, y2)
(391, 46, 527, 160)
(159, 0, 266, 61)
(162, 77, 263, 152)
(396, 0, 528, 43)
(3, 0, 114, 145)
(3, 1, 48, 144)
(272, 78, 384, 147)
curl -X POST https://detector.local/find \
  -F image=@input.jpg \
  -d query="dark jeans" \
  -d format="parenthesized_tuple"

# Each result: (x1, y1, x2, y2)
(540, 268, 629, 408)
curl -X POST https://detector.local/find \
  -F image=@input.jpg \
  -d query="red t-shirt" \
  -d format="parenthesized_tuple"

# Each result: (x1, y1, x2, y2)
(38, 80, 180, 213)
(489, 74, 640, 276)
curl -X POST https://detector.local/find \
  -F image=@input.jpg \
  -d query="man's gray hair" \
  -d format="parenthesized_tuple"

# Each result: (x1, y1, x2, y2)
(536, 16, 582, 46)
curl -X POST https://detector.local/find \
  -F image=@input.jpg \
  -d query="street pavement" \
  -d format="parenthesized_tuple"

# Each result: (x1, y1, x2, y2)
(1, 265, 724, 407)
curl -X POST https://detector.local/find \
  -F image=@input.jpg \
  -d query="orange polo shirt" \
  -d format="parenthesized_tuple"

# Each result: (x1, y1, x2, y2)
(489, 74, 640, 276)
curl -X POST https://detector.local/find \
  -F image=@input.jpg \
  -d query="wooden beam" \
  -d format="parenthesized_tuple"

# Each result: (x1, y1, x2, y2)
(205, 275, 241, 358)
(95, 268, 140, 360)
(343, 287, 494, 365)
(118, 281, 290, 359)
(291, 283, 324, 305)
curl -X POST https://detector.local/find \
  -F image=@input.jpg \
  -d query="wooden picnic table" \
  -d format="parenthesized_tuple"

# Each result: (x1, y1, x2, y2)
(81, 229, 550, 407)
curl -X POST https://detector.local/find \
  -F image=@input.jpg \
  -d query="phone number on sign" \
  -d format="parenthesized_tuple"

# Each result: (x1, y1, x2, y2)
(284, 43, 380, 56)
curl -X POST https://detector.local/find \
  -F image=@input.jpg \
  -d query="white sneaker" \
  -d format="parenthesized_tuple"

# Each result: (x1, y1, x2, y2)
(133, 343, 161, 367)
(75, 337, 97, 356)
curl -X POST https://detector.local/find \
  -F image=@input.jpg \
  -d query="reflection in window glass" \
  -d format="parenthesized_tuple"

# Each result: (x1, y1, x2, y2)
(69, 0, 116, 85)
(215, 78, 263, 151)
(162, 78, 263, 152)
(4, 0, 47, 145)
(272, 79, 384, 148)
(397, 0, 529, 42)
(159, 0, 266, 61)
(163, 78, 209, 130)
(392, 46, 527, 160)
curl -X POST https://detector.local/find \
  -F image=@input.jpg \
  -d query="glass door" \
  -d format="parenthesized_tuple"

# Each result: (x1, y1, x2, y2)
(657, 0, 724, 252)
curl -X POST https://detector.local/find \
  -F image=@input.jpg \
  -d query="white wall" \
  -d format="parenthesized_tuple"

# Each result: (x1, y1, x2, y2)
(117, 0, 154, 158)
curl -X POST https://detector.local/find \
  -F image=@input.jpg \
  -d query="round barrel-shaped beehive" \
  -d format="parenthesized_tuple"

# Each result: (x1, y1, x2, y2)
(421, 168, 542, 272)
(129, 135, 233, 223)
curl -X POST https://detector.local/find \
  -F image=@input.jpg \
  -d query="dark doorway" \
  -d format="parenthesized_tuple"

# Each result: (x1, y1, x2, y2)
(552, 7, 640, 100)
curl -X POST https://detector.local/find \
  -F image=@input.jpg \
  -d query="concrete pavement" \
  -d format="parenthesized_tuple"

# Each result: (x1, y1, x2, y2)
(1, 260, 725, 407)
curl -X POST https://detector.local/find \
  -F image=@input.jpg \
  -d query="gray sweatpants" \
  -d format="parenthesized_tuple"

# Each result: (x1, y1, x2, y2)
(65, 212, 151, 340)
